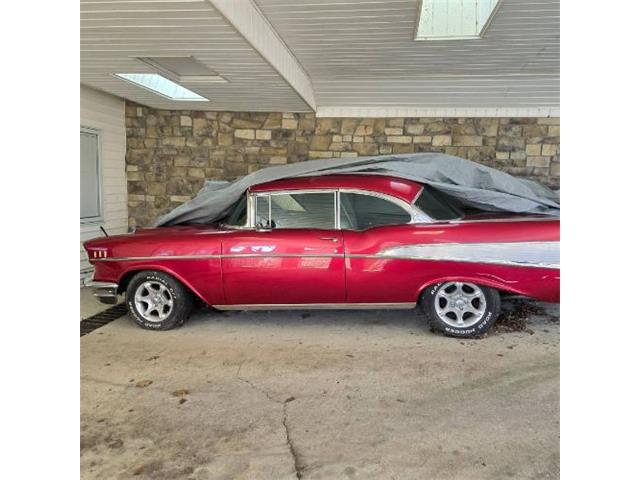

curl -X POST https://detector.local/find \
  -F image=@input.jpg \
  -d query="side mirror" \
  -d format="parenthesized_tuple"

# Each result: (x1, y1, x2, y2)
(255, 220, 273, 232)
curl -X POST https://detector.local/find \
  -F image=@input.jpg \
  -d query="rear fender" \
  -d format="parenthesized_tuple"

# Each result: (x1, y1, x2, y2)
(416, 274, 550, 302)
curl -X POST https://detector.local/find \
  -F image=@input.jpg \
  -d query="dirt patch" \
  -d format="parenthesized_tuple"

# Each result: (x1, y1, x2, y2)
(494, 300, 547, 334)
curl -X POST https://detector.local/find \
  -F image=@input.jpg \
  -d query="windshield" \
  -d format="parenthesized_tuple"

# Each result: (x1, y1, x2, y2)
(413, 187, 461, 221)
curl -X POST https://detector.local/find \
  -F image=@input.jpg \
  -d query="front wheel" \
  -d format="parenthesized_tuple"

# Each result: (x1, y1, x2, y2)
(126, 271, 193, 330)
(421, 281, 500, 338)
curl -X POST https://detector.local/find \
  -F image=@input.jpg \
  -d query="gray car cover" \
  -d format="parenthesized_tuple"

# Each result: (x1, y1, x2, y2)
(155, 153, 560, 226)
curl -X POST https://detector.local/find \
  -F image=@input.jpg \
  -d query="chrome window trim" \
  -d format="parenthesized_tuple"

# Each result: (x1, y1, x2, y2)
(337, 188, 432, 229)
(411, 186, 424, 204)
(444, 216, 559, 224)
(248, 187, 432, 231)
(220, 191, 252, 230)
(410, 186, 464, 223)
(251, 189, 339, 230)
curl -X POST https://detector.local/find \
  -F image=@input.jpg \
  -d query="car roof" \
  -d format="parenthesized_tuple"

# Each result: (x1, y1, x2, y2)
(249, 174, 423, 204)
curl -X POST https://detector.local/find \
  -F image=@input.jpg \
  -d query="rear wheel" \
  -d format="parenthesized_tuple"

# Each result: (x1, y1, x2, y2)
(126, 271, 193, 330)
(421, 281, 500, 337)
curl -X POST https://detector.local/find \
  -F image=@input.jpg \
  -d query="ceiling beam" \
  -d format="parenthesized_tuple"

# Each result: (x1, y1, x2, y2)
(208, 0, 316, 111)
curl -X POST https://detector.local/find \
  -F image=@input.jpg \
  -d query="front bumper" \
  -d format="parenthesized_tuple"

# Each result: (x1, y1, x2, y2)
(87, 280, 119, 304)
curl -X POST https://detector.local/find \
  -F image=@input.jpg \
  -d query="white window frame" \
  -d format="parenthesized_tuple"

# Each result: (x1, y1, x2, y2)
(253, 190, 339, 230)
(338, 189, 431, 229)
(248, 188, 432, 231)
(80, 126, 104, 225)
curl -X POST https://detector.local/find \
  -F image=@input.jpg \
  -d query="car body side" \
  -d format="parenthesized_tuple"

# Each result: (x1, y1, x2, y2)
(84, 175, 559, 307)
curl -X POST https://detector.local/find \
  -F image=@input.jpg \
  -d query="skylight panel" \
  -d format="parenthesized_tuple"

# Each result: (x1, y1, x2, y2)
(136, 57, 228, 84)
(416, 0, 501, 40)
(114, 73, 208, 101)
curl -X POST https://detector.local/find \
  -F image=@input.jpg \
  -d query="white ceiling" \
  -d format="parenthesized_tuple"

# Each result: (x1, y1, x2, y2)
(80, 0, 311, 111)
(80, 0, 560, 116)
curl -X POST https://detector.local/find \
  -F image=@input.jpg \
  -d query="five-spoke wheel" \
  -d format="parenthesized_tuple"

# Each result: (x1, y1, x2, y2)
(422, 281, 500, 337)
(126, 271, 193, 330)
(134, 281, 174, 322)
(435, 282, 487, 328)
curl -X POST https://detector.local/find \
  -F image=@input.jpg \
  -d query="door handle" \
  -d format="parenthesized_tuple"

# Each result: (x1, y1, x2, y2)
(318, 236, 338, 242)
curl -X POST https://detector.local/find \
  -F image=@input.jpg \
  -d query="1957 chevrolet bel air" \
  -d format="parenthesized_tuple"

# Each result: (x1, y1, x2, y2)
(84, 174, 559, 338)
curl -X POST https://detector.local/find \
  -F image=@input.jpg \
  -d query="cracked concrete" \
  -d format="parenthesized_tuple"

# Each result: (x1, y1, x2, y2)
(283, 399, 304, 480)
(236, 363, 304, 478)
(81, 300, 559, 479)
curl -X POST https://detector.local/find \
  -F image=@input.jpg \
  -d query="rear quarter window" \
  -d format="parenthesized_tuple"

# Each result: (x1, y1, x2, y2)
(414, 187, 461, 221)
(340, 193, 411, 230)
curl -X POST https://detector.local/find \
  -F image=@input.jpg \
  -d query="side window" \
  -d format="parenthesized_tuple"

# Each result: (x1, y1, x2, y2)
(225, 194, 248, 226)
(413, 187, 460, 221)
(340, 193, 411, 230)
(256, 192, 336, 229)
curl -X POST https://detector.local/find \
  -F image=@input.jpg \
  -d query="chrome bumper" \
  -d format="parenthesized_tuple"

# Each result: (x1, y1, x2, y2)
(87, 281, 119, 304)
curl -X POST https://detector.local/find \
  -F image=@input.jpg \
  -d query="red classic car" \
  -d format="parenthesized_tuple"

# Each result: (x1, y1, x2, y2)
(84, 174, 559, 337)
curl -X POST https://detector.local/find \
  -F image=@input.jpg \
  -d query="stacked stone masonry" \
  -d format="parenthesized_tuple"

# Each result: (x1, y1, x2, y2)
(125, 102, 560, 227)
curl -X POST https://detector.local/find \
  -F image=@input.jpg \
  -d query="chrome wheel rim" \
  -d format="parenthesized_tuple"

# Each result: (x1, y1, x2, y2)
(134, 281, 174, 322)
(435, 282, 486, 328)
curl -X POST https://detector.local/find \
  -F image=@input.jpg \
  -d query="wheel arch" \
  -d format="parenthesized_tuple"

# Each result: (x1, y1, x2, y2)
(117, 266, 208, 303)
(416, 275, 523, 303)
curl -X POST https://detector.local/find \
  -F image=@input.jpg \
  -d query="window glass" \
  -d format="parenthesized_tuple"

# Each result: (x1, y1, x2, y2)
(257, 192, 335, 229)
(340, 193, 411, 230)
(225, 194, 247, 226)
(80, 130, 101, 222)
(413, 187, 460, 221)
(256, 195, 271, 227)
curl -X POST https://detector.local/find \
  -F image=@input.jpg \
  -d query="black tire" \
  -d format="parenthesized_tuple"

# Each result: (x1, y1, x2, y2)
(421, 281, 501, 338)
(125, 270, 193, 330)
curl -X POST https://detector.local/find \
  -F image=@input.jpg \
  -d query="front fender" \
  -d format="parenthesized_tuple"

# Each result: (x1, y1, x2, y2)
(93, 259, 223, 305)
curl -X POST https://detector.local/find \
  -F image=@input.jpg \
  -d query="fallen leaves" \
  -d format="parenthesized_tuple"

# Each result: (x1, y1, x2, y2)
(172, 388, 190, 404)
(135, 380, 153, 388)
(494, 300, 547, 334)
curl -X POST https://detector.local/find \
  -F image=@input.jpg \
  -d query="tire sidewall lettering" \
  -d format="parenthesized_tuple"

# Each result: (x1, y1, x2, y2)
(127, 272, 185, 330)
(425, 283, 499, 338)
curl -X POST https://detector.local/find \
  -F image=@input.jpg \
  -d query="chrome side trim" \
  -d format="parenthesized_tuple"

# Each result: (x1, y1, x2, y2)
(92, 255, 221, 262)
(92, 253, 345, 262)
(213, 302, 415, 311)
(370, 241, 560, 269)
(222, 253, 343, 259)
(446, 216, 559, 224)
(91, 241, 559, 269)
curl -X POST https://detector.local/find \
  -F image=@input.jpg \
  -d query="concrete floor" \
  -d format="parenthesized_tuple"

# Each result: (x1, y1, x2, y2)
(80, 299, 559, 480)
(81, 287, 118, 320)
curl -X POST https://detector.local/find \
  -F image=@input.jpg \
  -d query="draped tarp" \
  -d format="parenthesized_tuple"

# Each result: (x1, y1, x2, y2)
(155, 153, 560, 226)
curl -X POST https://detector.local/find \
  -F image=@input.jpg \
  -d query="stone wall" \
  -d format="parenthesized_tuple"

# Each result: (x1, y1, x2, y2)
(125, 102, 560, 227)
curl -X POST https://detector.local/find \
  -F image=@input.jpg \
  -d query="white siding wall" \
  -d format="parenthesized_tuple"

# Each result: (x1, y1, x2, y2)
(80, 85, 127, 283)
